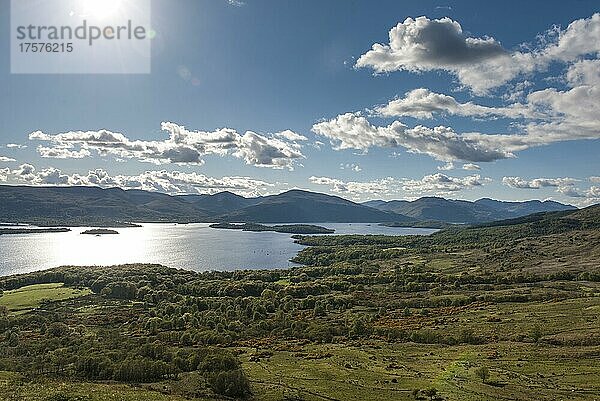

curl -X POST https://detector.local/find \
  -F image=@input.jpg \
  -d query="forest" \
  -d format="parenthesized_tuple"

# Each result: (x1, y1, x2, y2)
(0, 205, 598, 400)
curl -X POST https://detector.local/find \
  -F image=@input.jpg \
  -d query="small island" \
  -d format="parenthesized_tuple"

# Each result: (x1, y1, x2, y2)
(81, 229, 120, 235)
(210, 222, 335, 234)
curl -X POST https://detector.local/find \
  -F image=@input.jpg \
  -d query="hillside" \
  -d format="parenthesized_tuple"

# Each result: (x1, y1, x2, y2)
(0, 185, 210, 225)
(215, 189, 407, 223)
(364, 196, 575, 224)
(0, 185, 580, 226)
(1, 205, 599, 401)
(177, 191, 262, 214)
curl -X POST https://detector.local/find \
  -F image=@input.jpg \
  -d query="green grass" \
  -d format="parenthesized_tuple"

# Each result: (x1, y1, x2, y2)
(0, 283, 91, 312)
(241, 341, 600, 401)
(0, 375, 206, 401)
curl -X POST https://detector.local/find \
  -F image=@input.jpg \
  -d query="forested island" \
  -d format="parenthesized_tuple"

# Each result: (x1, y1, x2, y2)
(0, 205, 598, 400)
(81, 229, 120, 235)
(210, 222, 335, 234)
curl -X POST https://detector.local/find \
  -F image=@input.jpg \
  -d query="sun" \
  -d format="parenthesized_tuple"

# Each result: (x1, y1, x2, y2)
(81, 0, 124, 20)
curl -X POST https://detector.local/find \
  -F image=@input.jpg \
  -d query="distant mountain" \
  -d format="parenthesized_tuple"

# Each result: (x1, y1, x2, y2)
(0, 185, 409, 225)
(210, 190, 407, 223)
(364, 196, 576, 224)
(0, 185, 578, 226)
(0, 185, 210, 225)
(178, 191, 261, 215)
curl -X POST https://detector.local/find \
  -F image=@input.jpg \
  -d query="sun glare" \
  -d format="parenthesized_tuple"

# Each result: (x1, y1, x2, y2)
(81, 0, 124, 20)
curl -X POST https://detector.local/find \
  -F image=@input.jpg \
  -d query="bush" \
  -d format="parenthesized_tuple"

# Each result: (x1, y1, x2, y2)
(208, 368, 251, 398)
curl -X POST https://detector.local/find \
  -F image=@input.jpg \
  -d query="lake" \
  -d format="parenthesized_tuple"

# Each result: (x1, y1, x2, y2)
(0, 223, 437, 276)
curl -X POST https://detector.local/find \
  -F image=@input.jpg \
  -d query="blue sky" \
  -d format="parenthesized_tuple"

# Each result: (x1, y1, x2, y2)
(0, 0, 599, 205)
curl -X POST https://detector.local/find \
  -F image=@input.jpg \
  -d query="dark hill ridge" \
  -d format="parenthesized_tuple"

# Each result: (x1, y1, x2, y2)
(216, 190, 407, 223)
(364, 196, 575, 224)
(0, 184, 578, 226)
(0, 185, 210, 226)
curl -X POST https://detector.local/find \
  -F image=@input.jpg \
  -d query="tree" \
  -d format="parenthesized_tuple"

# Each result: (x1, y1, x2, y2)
(475, 366, 490, 383)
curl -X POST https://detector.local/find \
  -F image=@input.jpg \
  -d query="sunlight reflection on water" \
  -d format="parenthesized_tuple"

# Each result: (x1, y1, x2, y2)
(0, 223, 437, 276)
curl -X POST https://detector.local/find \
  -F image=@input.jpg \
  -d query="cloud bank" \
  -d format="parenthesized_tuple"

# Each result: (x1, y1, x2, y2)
(1, 164, 274, 196)
(29, 122, 305, 170)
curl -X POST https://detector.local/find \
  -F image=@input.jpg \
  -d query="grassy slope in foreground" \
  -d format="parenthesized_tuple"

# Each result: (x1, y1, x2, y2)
(0, 205, 598, 400)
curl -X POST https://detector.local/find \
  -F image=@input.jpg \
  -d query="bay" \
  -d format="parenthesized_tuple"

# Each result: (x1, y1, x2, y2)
(0, 223, 437, 276)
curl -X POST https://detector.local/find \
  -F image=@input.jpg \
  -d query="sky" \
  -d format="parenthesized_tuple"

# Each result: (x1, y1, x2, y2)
(0, 0, 599, 205)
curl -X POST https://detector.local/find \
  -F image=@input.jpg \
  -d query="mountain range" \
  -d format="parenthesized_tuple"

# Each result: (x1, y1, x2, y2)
(363, 197, 575, 224)
(0, 184, 576, 226)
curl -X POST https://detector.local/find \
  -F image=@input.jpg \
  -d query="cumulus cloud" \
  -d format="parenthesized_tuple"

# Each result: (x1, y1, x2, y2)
(313, 79, 600, 164)
(312, 112, 515, 162)
(0, 168, 9, 182)
(356, 16, 506, 72)
(310, 173, 489, 198)
(374, 88, 534, 119)
(356, 14, 600, 93)
(402, 173, 490, 193)
(462, 163, 480, 171)
(523, 84, 600, 145)
(29, 122, 305, 170)
(309, 176, 397, 197)
(37, 146, 91, 159)
(0, 156, 16, 162)
(2, 164, 274, 196)
(275, 130, 308, 142)
(5, 144, 27, 149)
(502, 176, 578, 189)
(501, 176, 600, 204)
(566, 59, 600, 86)
(437, 162, 455, 171)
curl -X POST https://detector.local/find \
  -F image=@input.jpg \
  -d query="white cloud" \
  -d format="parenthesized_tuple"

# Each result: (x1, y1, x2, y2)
(356, 16, 506, 73)
(227, 0, 245, 6)
(502, 176, 578, 189)
(590, 176, 600, 183)
(437, 162, 454, 171)
(5, 144, 27, 149)
(0, 156, 16, 162)
(402, 173, 490, 194)
(309, 176, 396, 197)
(356, 14, 600, 94)
(3, 165, 274, 197)
(566, 59, 600, 86)
(37, 146, 91, 159)
(275, 130, 308, 142)
(374, 88, 535, 119)
(29, 122, 305, 170)
(310, 173, 489, 198)
(0, 168, 9, 182)
(312, 112, 514, 162)
(462, 163, 480, 171)
(340, 163, 362, 172)
(501, 176, 600, 204)
(14, 163, 36, 177)
(313, 78, 600, 164)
